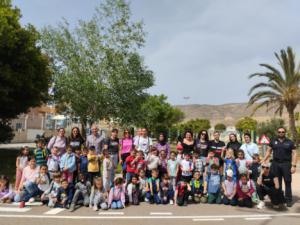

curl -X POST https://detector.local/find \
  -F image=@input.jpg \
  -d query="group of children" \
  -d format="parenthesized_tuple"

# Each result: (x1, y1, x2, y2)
(0, 137, 269, 211)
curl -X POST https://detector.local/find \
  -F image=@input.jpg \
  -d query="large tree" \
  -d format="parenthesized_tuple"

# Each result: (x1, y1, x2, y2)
(40, 0, 154, 131)
(248, 47, 300, 142)
(235, 117, 257, 133)
(0, 0, 51, 142)
(135, 95, 184, 135)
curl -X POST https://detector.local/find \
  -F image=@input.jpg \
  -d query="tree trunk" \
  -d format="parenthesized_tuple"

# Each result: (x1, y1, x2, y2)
(287, 107, 298, 143)
(80, 119, 87, 140)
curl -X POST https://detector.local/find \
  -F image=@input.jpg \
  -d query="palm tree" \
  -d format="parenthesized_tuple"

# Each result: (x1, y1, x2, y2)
(248, 47, 300, 142)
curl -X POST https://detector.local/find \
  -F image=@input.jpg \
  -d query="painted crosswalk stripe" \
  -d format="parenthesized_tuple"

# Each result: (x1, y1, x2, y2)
(193, 218, 224, 221)
(98, 212, 124, 215)
(0, 207, 31, 212)
(245, 217, 272, 221)
(12, 202, 43, 206)
(44, 208, 65, 215)
(150, 212, 173, 215)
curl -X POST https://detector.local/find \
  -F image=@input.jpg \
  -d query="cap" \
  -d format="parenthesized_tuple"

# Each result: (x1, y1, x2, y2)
(226, 169, 233, 177)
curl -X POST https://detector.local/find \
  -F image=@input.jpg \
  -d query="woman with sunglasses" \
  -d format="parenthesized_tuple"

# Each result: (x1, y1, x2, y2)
(119, 129, 134, 179)
(195, 130, 210, 161)
(256, 162, 284, 209)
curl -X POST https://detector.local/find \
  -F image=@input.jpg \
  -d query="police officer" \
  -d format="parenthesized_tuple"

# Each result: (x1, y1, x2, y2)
(262, 127, 297, 207)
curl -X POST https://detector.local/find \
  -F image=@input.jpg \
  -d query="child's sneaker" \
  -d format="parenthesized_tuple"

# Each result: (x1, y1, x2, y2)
(93, 205, 98, 211)
(257, 201, 265, 209)
(144, 197, 149, 202)
(273, 204, 280, 209)
(169, 200, 174, 205)
(19, 201, 25, 208)
(28, 197, 35, 203)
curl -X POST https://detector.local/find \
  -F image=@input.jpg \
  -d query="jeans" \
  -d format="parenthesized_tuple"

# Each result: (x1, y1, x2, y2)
(21, 182, 43, 202)
(223, 195, 237, 206)
(111, 200, 123, 209)
(93, 195, 108, 210)
(208, 192, 222, 204)
(238, 197, 252, 208)
(146, 192, 161, 204)
(160, 190, 174, 204)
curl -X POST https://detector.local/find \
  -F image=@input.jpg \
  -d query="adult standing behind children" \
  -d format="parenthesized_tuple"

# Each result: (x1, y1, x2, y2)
(47, 128, 67, 155)
(226, 133, 241, 158)
(86, 125, 104, 154)
(195, 130, 210, 160)
(134, 128, 152, 157)
(178, 130, 195, 156)
(155, 132, 170, 157)
(103, 129, 120, 187)
(209, 131, 225, 159)
(240, 133, 259, 162)
(119, 129, 134, 179)
(68, 127, 85, 151)
(262, 127, 297, 207)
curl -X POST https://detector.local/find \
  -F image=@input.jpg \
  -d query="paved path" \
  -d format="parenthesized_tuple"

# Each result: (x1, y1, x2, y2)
(0, 199, 300, 225)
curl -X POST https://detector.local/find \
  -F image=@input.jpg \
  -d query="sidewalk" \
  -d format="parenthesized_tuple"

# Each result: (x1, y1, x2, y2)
(0, 143, 36, 149)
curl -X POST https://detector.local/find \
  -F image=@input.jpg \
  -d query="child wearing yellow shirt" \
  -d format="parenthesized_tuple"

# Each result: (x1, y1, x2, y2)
(87, 146, 100, 182)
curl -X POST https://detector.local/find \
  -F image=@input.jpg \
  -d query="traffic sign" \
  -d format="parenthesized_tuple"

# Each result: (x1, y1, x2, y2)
(258, 134, 270, 145)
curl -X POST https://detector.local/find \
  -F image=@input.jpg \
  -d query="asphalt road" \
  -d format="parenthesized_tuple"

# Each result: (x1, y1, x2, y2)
(0, 198, 300, 225)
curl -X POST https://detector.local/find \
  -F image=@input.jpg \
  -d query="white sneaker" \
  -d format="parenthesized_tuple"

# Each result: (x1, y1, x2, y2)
(145, 197, 149, 202)
(28, 198, 35, 203)
(257, 201, 265, 209)
(273, 205, 280, 209)
(93, 205, 98, 211)
(169, 200, 174, 205)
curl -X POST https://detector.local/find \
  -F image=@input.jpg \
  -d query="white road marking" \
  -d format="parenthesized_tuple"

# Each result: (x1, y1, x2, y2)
(0, 207, 31, 213)
(44, 208, 65, 215)
(0, 213, 299, 220)
(245, 217, 272, 221)
(193, 218, 224, 221)
(98, 212, 124, 215)
(12, 202, 43, 206)
(150, 212, 173, 215)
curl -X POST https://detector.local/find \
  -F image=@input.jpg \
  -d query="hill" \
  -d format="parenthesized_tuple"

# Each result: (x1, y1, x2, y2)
(175, 103, 297, 126)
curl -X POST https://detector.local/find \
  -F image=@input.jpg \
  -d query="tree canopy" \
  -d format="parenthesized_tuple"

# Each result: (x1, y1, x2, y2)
(248, 47, 300, 142)
(235, 117, 257, 133)
(256, 118, 285, 139)
(214, 123, 226, 132)
(40, 0, 154, 128)
(0, 0, 51, 142)
(135, 95, 184, 135)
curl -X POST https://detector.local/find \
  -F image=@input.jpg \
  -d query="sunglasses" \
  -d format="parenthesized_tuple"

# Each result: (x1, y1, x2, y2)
(278, 131, 285, 134)
(201, 133, 206, 135)
(262, 166, 270, 169)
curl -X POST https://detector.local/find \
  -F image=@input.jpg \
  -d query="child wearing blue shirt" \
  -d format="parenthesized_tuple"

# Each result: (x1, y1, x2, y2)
(204, 164, 221, 204)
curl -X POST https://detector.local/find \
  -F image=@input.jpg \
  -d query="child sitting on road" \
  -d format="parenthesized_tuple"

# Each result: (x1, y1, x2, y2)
(237, 174, 254, 208)
(42, 172, 61, 207)
(55, 179, 73, 209)
(108, 177, 126, 209)
(160, 174, 174, 205)
(89, 177, 108, 211)
(204, 164, 222, 204)
(69, 173, 91, 212)
(146, 169, 161, 204)
(0, 175, 14, 203)
(222, 169, 237, 206)
(190, 171, 206, 204)
(174, 180, 191, 206)
(127, 175, 141, 205)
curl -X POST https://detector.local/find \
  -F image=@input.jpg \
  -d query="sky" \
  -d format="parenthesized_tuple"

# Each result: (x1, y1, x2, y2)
(13, 0, 300, 105)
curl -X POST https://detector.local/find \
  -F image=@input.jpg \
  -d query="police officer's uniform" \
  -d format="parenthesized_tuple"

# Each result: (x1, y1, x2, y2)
(269, 137, 296, 203)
